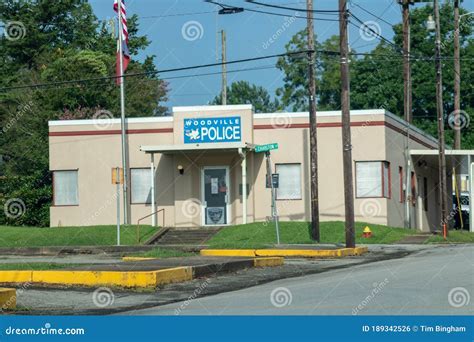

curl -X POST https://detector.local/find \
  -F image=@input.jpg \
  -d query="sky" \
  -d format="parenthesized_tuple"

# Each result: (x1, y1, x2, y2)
(89, 0, 474, 110)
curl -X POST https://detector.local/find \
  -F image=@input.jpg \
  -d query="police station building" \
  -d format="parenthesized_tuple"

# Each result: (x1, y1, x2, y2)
(48, 104, 453, 232)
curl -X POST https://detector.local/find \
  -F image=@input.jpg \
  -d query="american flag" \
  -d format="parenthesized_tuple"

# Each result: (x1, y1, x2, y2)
(113, 0, 130, 84)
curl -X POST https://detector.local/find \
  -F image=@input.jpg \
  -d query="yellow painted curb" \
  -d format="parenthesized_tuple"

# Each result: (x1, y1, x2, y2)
(253, 257, 284, 267)
(200, 249, 257, 257)
(154, 267, 193, 286)
(0, 267, 193, 289)
(0, 271, 33, 284)
(0, 288, 16, 310)
(353, 246, 369, 255)
(201, 247, 369, 258)
(256, 249, 334, 258)
(122, 257, 157, 262)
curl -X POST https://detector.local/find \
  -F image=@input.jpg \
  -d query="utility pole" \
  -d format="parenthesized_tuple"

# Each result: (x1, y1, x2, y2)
(453, 0, 461, 198)
(402, 0, 412, 123)
(117, 0, 129, 225)
(306, 0, 320, 242)
(401, 0, 412, 230)
(221, 30, 227, 105)
(434, 0, 448, 237)
(339, 0, 355, 248)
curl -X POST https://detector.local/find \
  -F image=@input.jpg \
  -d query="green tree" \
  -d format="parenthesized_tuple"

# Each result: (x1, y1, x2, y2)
(275, 30, 317, 112)
(275, 32, 354, 111)
(0, 0, 168, 225)
(276, 3, 474, 147)
(211, 81, 280, 113)
(350, 42, 403, 112)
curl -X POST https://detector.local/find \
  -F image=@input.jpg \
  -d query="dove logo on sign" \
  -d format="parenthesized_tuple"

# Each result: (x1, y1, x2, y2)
(184, 117, 241, 144)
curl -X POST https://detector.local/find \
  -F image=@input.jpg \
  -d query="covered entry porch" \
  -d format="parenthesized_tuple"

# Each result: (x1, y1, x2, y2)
(140, 142, 255, 227)
(409, 149, 474, 232)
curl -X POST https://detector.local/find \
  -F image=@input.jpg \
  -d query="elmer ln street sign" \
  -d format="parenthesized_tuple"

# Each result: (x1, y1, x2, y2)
(255, 143, 278, 153)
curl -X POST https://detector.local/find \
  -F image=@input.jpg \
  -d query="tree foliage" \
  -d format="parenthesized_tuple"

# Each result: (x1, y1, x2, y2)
(0, 0, 168, 225)
(276, 3, 474, 147)
(211, 81, 280, 113)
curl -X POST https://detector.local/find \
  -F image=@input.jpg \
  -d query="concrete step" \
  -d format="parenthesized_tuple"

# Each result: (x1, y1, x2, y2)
(152, 227, 222, 245)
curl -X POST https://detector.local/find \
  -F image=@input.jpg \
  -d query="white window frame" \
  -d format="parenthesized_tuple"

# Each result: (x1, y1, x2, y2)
(355, 161, 391, 199)
(131, 168, 152, 204)
(53, 170, 79, 206)
(275, 163, 302, 200)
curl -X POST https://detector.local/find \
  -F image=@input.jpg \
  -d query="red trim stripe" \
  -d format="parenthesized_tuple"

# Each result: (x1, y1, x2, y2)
(48, 119, 436, 149)
(49, 128, 173, 137)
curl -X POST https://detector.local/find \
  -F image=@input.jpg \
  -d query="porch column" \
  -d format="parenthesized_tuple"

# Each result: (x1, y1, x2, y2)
(150, 153, 156, 226)
(240, 148, 247, 224)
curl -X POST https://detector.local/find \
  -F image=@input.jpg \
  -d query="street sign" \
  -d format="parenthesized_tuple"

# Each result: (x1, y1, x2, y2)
(255, 143, 278, 153)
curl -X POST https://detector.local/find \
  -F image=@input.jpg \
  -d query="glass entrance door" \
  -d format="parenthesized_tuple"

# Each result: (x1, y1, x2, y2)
(202, 167, 229, 225)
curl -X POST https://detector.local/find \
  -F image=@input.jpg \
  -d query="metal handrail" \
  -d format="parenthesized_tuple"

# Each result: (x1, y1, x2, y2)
(136, 208, 165, 243)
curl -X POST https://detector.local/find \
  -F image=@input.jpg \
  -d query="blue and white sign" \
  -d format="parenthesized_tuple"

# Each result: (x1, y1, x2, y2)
(184, 116, 241, 144)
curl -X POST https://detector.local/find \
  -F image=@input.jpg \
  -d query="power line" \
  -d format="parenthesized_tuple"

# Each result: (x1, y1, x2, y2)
(139, 11, 216, 19)
(244, 7, 339, 21)
(245, 1, 341, 13)
(349, 12, 402, 52)
(0, 50, 311, 92)
(351, 2, 395, 26)
(348, 0, 395, 48)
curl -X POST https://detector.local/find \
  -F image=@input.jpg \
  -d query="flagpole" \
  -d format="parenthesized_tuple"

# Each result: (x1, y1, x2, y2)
(117, 0, 129, 225)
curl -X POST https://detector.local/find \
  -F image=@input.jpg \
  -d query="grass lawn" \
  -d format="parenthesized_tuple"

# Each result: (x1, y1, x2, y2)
(207, 221, 418, 248)
(0, 263, 71, 270)
(426, 230, 474, 244)
(0, 225, 158, 248)
(129, 248, 196, 258)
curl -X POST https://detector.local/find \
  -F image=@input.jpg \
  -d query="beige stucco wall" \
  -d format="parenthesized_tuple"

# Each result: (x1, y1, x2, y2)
(49, 106, 440, 230)
(383, 114, 446, 231)
(49, 120, 174, 227)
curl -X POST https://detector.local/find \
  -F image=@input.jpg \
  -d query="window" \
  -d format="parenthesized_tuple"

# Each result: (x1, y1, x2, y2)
(53, 170, 78, 206)
(383, 161, 391, 199)
(399, 166, 404, 203)
(131, 168, 152, 204)
(355, 161, 391, 198)
(275, 164, 301, 200)
(411, 172, 416, 206)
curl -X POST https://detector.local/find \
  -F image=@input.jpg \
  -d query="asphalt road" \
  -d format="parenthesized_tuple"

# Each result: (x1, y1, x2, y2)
(126, 245, 473, 315)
